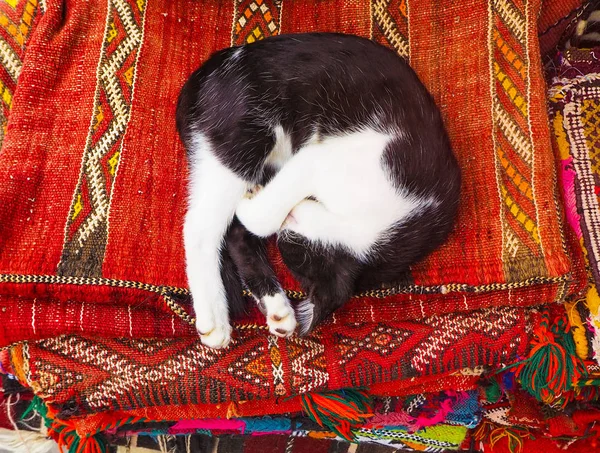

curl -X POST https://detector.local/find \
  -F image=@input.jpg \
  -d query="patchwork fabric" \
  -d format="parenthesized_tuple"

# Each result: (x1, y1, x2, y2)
(0, 0, 582, 348)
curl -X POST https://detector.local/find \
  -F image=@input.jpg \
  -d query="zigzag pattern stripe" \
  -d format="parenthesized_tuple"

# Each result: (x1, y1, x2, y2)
(489, 0, 545, 275)
(372, 0, 409, 57)
(494, 102, 532, 165)
(493, 62, 527, 117)
(0, 27, 22, 80)
(491, 0, 526, 42)
(497, 145, 533, 200)
(58, 0, 148, 276)
(492, 28, 526, 80)
(371, 0, 409, 58)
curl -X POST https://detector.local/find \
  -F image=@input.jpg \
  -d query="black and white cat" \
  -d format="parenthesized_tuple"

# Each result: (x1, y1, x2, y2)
(176, 33, 461, 349)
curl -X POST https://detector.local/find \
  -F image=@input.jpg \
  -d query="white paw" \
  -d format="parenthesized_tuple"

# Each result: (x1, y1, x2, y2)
(198, 322, 232, 349)
(262, 293, 297, 338)
(236, 197, 279, 237)
(194, 306, 232, 349)
(282, 199, 321, 238)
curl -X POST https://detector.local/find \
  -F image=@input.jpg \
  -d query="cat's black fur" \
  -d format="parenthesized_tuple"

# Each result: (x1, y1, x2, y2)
(177, 33, 461, 334)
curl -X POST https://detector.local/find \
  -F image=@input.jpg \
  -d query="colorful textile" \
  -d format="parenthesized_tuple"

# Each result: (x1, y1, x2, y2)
(367, 390, 481, 431)
(116, 416, 469, 451)
(8, 306, 531, 418)
(106, 433, 402, 453)
(548, 45, 600, 365)
(0, 0, 43, 151)
(354, 424, 468, 451)
(0, 2, 596, 453)
(475, 386, 600, 452)
(0, 0, 582, 348)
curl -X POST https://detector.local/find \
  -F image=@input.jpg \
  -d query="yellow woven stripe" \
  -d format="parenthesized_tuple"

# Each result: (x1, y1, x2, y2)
(492, 28, 526, 80)
(497, 145, 533, 200)
(581, 99, 600, 174)
(565, 298, 589, 360)
(0, 77, 11, 107)
(500, 184, 540, 244)
(552, 111, 571, 161)
(0, 0, 37, 47)
(493, 61, 527, 117)
(0, 13, 24, 46)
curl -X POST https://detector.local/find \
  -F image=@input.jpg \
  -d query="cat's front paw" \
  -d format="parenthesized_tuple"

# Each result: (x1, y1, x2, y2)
(195, 307, 232, 349)
(236, 197, 279, 237)
(262, 293, 297, 338)
(281, 199, 322, 240)
(197, 321, 232, 349)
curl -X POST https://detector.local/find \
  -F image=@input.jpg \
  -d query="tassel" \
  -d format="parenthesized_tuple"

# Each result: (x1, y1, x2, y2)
(473, 420, 531, 453)
(21, 396, 50, 426)
(23, 396, 109, 453)
(300, 389, 373, 441)
(504, 311, 588, 406)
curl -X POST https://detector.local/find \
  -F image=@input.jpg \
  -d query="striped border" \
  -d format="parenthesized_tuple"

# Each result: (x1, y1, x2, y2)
(488, 0, 547, 280)
(370, 0, 410, 59)
(57, 0, 148, 277)
(0, 271, 573, 326)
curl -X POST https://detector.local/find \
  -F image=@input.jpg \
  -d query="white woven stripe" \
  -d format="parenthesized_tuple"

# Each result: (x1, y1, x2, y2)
(492, 0, 526, 42)
(59, 0, 147, 252)
(494, 102, 533, 165)
(0, 39, 21, 81)
(565, 99, 600, 282)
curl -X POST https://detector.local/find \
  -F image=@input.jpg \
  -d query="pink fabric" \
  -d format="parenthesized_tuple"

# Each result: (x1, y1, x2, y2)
(169, 418, 247, 434)
(560, 157, 583, 239)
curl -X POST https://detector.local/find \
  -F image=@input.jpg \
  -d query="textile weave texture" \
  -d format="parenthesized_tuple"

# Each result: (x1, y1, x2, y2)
(8, 306, 531, 419)
(537, 0, 586, 59)
(0, 0, 582, 347)
(548, 46, 600, 365)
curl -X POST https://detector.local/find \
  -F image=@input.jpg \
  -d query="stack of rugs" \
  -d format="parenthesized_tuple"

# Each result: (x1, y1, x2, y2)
(2, 0, 600, 451)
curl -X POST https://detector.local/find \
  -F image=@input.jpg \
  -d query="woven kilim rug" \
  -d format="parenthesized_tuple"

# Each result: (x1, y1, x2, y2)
(0, 0, 584, 348)
(8, 306, 532, 420)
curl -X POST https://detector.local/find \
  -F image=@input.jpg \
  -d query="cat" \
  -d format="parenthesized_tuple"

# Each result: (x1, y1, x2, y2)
(176, 33, 461, 349)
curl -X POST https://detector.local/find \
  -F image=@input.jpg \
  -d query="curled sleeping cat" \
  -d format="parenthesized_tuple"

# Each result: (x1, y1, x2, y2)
(176, 33, 461, 349)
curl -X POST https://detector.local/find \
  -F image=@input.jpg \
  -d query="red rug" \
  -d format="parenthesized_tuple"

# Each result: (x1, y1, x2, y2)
(0, 0, 584, 348)
(8, 306, 533, 421)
